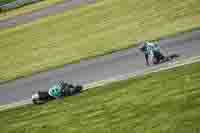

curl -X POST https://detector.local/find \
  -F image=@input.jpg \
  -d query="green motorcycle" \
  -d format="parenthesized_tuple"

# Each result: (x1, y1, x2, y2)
(32, 81, 83, 104)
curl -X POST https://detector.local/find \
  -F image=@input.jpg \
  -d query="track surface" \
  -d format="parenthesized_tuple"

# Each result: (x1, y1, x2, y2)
(0, 30, 200, 105)
(0, 0, 96, 30)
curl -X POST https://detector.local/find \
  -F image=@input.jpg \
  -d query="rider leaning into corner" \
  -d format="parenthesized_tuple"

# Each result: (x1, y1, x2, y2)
(48, 81, 67, 98)
(48, 80, 80, 98)
(139, 41, 165, 66)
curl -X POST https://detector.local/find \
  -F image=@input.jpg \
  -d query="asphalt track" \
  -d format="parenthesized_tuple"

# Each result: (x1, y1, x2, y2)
(0, 0, 96, 30)
(0, 30, 200, 106)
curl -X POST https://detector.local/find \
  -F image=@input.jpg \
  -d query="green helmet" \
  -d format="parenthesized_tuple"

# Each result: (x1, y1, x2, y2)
(48, 85, 62, 97)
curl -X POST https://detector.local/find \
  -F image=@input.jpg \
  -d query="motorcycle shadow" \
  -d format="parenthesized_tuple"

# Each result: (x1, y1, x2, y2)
(154, 54, 180, 65)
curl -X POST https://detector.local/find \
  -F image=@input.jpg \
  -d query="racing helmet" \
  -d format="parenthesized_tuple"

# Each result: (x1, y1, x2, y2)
(49, 85, 62, 97)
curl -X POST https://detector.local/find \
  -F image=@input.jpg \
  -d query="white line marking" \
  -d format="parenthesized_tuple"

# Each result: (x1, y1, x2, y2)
(84, 55, 200, 89)
(1, 55, 200, 111)
(0, 99, 32, 111)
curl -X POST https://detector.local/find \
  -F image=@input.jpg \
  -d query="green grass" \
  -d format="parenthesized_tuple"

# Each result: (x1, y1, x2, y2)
(0, 0, 15, 5)
(1, 62, 200, 133)
(0, 0, 200, 82)
(0, 0, 65, 20)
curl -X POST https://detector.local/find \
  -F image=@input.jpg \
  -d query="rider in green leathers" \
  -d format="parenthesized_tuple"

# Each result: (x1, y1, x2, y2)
(140, 41, 165, 65)
(48, 81, 81, 98)
(48, 81, 67, 98)
(48, 84, 63, 98)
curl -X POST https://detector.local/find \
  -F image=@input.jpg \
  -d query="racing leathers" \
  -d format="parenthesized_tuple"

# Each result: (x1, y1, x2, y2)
(140, 41, 164, 65)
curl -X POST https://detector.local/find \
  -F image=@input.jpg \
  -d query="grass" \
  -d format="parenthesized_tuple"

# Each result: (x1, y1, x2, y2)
(0, 0, 15, 5)
(1, 62, 200, 133)
(0, 0, 65, 20)
(0, 0, 200, 82)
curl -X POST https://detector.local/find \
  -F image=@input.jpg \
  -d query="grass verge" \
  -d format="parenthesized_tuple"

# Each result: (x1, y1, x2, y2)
(0, 0, 200, 82)
(1, 62, 200, 133)
(0, 0, 15, 5)
(0, 0, 65, 20)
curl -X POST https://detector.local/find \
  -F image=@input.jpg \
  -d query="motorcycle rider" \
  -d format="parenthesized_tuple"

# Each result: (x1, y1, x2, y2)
(32, 80, 83, 104)
(48, 80, 68, 98)
(139, 41, 165, 65)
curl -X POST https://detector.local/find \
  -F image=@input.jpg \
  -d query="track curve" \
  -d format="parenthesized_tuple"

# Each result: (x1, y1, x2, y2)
(0, 30, 200, 106)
